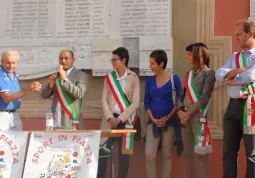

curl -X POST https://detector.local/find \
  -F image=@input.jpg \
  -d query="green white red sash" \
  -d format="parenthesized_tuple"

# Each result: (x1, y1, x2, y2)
(105, 71, 138, 155)
(53, 78, 80, 130)
(235, 51, 247, 68)
(236, 51, 255, 134)
(242, 84, 255, 134)
(185, 70, 212, 154)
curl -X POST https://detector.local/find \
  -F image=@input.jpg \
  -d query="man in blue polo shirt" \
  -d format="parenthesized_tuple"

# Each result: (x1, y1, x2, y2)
(0, 51, 42, 131)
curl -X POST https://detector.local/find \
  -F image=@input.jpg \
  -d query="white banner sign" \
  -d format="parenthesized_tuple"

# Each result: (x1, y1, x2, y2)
(0, 131, 28, 178)
(23, 131, 101, 178)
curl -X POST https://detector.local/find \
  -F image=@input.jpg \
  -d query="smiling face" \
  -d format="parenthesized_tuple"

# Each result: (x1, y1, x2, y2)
(1, 53, 19, 75)
(186, 51, 194, 65)
(149, 57, 164, 73)
(111, 54, 126, 70)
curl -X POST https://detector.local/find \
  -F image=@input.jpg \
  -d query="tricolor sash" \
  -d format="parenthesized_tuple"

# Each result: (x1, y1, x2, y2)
(236, 51, 255, 134)
(53, 78, 80, 130)
(185, 70, 212, 154)
(235, 51, 247, 68)
(105, 71, 138, 155)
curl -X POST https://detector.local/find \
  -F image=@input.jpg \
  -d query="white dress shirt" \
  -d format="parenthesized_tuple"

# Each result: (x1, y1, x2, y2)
(215, 46, 255, 98)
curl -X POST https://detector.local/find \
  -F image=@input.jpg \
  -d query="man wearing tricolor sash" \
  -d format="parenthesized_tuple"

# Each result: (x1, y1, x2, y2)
(41, 50, 87, 130)
(97, 47, 140, 178)
(215, 20, 255, 178)
(177, 43, 216, 178)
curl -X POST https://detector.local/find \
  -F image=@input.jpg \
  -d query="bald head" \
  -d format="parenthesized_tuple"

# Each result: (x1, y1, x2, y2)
(59, 50, 74, 58)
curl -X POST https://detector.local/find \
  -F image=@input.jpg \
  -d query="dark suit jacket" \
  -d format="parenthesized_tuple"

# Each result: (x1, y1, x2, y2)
(41, 67, 87, 129)
(177, 68, 216, 115)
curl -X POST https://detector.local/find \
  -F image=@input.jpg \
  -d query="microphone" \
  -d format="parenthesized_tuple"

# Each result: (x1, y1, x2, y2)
(57, 65, 63, 78)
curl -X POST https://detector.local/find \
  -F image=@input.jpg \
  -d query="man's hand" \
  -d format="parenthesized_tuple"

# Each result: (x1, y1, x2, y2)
(58, 65, 67, 81)
(225, 79, 241, 86)
(30, 82, 42, 92)
(108, 118, 119, 128)
(48, 72, 58, 88)
(225, 68, 248, 79)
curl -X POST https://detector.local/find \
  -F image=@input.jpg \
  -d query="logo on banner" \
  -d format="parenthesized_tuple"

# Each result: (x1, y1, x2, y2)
(39, 153, 82, 178)
(0, 132, 28, 178)
(198, 132, 205, 143)
(0, 150, 7, 178)
(247, 108, 254, 115)
(23, 132, 101, 178)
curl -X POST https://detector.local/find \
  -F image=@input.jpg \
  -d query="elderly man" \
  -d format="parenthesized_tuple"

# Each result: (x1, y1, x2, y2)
(41, 50, 87, 130)
(0, 51, 42, 131)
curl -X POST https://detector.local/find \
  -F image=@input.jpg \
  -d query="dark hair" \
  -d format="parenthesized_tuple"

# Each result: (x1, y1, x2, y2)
(186, 43, 210, 70)
(112, 47, 129, 66)
(237, 19, 255, 38)
(149, 49, 168, 69)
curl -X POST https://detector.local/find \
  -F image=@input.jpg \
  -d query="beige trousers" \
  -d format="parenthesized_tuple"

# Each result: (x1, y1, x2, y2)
(145, 124, 175, 178)
(182, 115, 208, 178)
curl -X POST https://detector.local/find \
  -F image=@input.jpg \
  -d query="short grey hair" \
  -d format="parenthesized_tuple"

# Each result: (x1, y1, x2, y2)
(1, 51, 20, 61)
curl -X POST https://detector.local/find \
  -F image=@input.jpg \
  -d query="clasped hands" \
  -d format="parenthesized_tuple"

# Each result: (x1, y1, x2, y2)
(29, 82, 42, 92)
(177, 110, 190, 126)
(151, 116, 169, 128)
(108, 117, 122, 128)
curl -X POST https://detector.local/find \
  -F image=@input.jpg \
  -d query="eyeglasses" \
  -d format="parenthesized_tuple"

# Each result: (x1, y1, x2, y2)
(59, 57, 73, 61)
(110, 58, 121, 62)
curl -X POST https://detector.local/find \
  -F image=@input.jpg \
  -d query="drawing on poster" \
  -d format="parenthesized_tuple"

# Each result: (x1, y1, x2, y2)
(38, 152, 81, 178)
(0, 150, 7, 178)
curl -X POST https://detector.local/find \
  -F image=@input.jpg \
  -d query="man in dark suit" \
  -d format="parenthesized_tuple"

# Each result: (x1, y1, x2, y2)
(41, 50, 87, 130)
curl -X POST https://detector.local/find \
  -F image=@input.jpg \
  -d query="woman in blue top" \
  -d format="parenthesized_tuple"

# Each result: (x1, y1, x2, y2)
(144, 49, 182, 178)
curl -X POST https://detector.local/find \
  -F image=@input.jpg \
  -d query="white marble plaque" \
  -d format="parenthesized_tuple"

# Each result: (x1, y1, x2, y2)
(0, 0, 110, 43)
(110, 0, 171, 38)
(0, 0, 172, 78)
(92, 38, 123, 76)
(0, 39, 92, 79)
(250, 0, 255, 23)
(123, 38, 139, 68)
(139, 36, 173, 76)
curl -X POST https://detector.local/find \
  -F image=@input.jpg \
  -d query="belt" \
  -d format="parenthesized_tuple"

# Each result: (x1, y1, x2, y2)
(0, 110, 16, 113)
(229, 98, 245, 104)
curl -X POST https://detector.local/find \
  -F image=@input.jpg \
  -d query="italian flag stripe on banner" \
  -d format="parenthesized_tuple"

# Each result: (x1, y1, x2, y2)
(242, 82, 255, 134)
(235, 51, 255, 134)
(106, 71, 137, 155)
(185, 70, 212, 154)
(53, 78, 80, 130)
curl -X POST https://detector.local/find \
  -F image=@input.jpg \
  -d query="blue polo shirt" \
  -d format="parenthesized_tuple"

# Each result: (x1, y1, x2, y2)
(0, 65, 21, 110)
